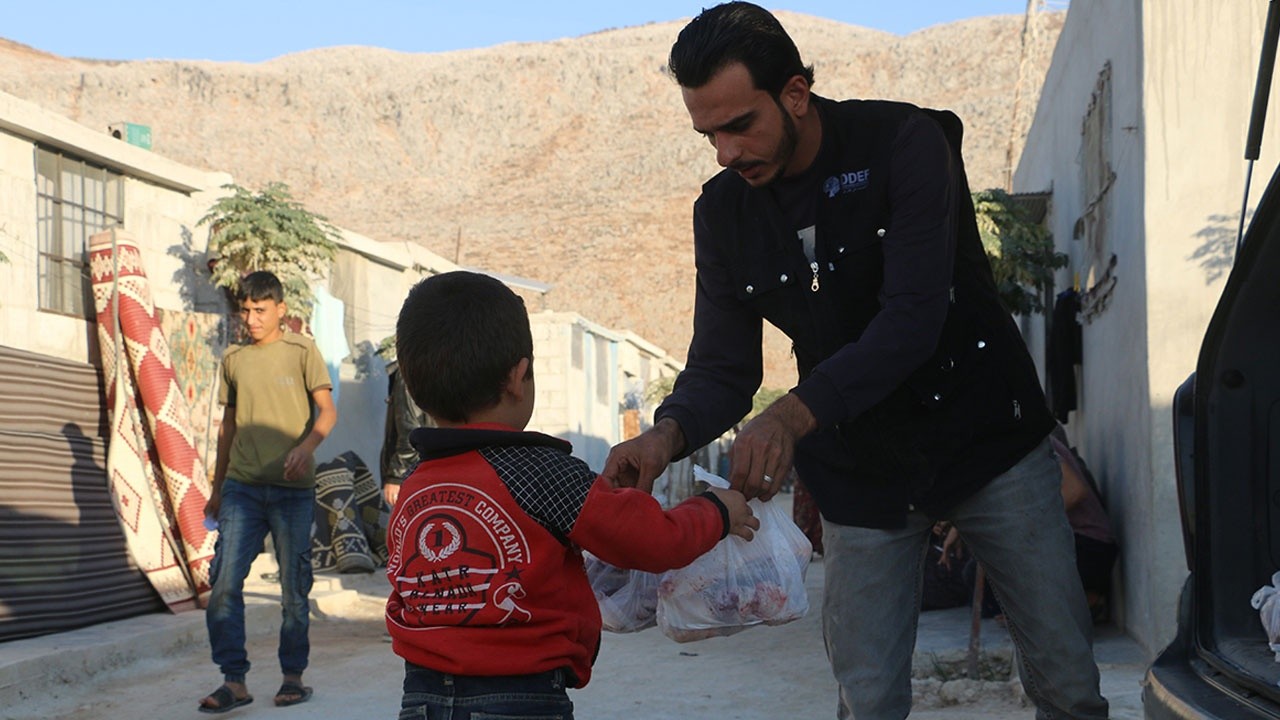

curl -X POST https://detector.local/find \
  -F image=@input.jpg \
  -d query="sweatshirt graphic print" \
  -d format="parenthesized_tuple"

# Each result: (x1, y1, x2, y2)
(389, 481, 531, 623)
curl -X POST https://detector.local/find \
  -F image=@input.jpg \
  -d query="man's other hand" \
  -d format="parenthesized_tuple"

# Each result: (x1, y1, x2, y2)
(729, 393, 816, 500)
(601, 418, 685, 493)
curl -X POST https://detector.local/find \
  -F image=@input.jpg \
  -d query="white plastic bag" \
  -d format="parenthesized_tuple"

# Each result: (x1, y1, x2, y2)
(585, 552, 660, 633)
(1251, 570, 1280, 661)
(655, 467, 812, 643)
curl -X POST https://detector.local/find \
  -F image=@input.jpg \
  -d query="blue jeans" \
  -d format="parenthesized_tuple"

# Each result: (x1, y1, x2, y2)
(821, 438, 1108, 720)
(205, 478, 315, 684)
(399, 662, 574, 720)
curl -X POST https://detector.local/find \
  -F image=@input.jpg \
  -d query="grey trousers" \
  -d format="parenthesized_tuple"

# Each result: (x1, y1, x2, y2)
(820, 439, 1109, 719)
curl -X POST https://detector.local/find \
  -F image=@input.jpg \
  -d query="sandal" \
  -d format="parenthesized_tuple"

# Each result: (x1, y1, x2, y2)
(198, 685, 253, 714)
(274, 681, 313, 707)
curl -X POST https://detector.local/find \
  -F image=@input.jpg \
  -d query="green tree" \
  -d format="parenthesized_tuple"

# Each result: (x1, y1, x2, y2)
(198, 182, 339, 318)
(972, 188, 1067, 315)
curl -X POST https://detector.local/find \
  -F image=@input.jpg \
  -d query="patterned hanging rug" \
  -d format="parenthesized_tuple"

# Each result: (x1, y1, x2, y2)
(90, 229, 214, 609)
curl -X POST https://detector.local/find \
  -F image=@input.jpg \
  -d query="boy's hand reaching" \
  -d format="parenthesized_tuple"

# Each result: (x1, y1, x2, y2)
(707, 487, 760, 541)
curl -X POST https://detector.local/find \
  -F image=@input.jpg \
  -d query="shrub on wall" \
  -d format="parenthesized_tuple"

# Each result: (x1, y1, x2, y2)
(199, 182, 338, 319)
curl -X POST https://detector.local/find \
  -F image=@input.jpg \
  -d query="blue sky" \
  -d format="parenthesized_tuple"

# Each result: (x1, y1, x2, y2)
(4, 1, 1053, 63)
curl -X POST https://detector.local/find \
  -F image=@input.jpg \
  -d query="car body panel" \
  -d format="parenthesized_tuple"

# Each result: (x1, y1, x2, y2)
(1144, 156, 1280, 717)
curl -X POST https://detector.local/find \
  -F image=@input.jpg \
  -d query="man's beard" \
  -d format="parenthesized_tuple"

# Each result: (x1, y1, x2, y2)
(760, 96, 799, 186)
(726, 96, 799, 186)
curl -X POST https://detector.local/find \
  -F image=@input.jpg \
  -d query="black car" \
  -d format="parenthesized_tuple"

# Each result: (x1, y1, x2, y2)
(1142, 115, 1280, 717)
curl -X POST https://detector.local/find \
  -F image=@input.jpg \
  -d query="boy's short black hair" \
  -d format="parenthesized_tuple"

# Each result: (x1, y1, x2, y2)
(236, 270, 285, 303)
(395, 271, 534, 423)
(668, 1, 814, 96)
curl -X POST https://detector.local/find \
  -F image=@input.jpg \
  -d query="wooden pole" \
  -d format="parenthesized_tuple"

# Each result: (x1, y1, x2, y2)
(967, 564, 986, 678)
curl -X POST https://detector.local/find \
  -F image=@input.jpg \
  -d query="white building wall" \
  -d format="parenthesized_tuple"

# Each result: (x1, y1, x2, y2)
(0, 131, 60, 356)
(529, 312, 622, 473)
(530, 315, 572, 434)
(126, 181, 232, 316)
(1014, 0, 1153, 647)
(0, 88, 693, 508)
(0, 139, 228, 364)
(1014, 0, 1280, 655)
(528, 312, 697, 480)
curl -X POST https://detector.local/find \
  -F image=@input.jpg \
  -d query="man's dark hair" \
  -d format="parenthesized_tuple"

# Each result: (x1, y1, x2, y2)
(236, 270, 284, 303)
(668, 1, 814, 95)
(395, 271, 534, 424)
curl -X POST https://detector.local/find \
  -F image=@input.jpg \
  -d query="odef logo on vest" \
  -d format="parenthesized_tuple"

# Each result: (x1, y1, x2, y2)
(386, 482, 533, 628)
(823, 168, 872, 198)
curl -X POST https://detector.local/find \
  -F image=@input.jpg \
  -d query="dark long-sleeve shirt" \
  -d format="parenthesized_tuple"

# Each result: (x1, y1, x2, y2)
(656, 97, 1053, 527)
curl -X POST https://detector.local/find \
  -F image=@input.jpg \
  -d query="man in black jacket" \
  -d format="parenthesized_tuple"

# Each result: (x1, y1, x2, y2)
(379, 358, 433, 507)
(601, 3, 1107, 718)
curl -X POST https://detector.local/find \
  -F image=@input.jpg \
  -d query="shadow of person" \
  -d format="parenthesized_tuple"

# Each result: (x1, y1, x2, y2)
(0, 422, 165, 642)
(60, 421, 164, 608)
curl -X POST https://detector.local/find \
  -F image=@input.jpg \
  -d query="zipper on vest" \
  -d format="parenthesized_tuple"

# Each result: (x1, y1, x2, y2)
(1012, 400, 1022, 420)
(799, 226, 820, 293)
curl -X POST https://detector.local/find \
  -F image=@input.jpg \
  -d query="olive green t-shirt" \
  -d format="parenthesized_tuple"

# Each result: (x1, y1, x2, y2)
(219, 332, 331, 488)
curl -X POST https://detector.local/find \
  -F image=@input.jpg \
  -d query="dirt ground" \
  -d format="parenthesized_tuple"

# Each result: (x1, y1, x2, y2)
(3, 553, 1142, 720)
(8, 603, 1032, 720)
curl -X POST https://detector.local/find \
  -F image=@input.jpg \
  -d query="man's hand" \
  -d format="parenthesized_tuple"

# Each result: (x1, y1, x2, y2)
(706, 487, 760, 541)
(938, 525, 963, 571)
(283, 387, 335, 483)
(283, 446, 314, 483)
(204, 493, 221, 522)
(383, 483, 401, 508)
(729, 393, 816, 500)
(601, 418, 686, 493)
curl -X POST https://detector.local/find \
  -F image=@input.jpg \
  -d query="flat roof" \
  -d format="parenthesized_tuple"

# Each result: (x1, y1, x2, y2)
(0, 89, 220, 194)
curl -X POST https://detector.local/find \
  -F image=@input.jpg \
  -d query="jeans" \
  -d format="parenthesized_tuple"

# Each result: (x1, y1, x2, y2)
(399, 662, 574, 720)
(821, 438, 1108, 720)
(205, 478, 315, 684)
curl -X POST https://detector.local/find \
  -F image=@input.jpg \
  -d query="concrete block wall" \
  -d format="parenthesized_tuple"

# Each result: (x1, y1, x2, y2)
(530, 313, 571, 434)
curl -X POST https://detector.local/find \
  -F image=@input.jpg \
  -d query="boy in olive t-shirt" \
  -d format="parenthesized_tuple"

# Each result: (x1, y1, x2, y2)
(199, 271, 337, 714)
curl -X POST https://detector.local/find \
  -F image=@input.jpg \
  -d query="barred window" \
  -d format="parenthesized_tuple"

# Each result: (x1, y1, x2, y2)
(35, 148, 124, 317)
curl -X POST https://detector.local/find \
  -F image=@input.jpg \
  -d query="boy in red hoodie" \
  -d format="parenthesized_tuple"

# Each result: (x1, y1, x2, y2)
(386, 271, 757, 718)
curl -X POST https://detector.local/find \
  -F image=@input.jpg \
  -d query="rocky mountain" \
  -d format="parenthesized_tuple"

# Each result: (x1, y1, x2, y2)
(0, 10, 1063, 388)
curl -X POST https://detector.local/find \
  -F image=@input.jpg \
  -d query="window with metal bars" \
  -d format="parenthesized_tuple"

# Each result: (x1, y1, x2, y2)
(35, 147, 124, 317)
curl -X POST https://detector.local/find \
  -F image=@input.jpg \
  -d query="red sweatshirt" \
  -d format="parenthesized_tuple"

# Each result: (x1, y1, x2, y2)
(385, 423, 728, 687)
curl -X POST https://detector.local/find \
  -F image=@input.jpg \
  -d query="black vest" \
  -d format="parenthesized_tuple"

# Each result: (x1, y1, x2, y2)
(698, 97, 1054, 527)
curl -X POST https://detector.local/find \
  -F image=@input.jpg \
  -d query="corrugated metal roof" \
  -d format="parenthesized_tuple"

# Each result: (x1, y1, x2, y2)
(1009, 190, 1052, 224)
